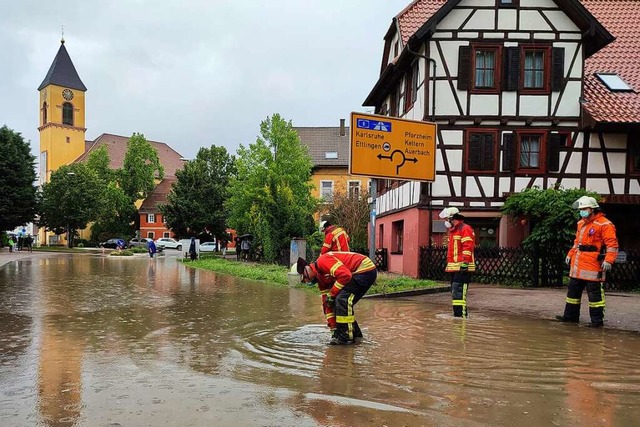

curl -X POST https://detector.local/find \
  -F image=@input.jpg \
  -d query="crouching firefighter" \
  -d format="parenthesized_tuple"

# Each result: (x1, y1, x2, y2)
(556, 196, 618, 327)
(298, 252, 377, 345)
(439, 207, 476, 318)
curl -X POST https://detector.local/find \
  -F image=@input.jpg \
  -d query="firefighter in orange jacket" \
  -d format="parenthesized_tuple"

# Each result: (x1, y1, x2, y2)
(298, 252, 377, 345)
(556, 196, 618, 327)
(320, 220, 350, 254)
(440, 207, 476, 318)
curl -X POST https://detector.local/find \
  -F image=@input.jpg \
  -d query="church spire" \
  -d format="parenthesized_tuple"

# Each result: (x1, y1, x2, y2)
(37, 40, 86, 91)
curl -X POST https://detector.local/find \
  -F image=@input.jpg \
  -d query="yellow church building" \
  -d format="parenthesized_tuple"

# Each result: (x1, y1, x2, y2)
(37, 40, 184, 246)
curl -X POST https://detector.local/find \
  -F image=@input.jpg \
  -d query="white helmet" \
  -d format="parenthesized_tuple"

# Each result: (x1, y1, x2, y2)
(320, 220, 328, 231)
(439, 207, 460, 219)
(572, 196, 599, 209)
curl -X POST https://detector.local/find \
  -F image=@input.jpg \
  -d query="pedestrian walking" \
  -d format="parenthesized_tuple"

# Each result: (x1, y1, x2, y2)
(235, 237, 241, 261)
(221, 239, 228, 257)
(189, 237, 197, 261)
(147, 239, 157, 258)
(298, 251, 377, 345)
(241, 238, 250, 261)
(439, 207, 476, 318)
(556, 196, 619, 327)
(8, 236, 15, 253)
(25, 235, 33, 253)
(320, 220, 350, 254)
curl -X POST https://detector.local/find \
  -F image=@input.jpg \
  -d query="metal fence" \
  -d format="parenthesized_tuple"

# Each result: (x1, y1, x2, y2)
(419, 246, 640, 291)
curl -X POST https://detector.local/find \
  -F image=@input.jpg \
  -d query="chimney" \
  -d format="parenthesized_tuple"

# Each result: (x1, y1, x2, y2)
(339, 118, 346, 136)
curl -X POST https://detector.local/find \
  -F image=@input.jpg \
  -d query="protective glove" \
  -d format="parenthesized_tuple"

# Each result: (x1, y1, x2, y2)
(459, 263, 469, 272)
(325, 296, 335, 309)
(565, 256, 571, 266)
(601, 261, 612, 272)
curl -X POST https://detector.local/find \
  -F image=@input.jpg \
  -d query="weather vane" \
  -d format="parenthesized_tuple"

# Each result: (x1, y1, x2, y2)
(61, 25, 65, 44)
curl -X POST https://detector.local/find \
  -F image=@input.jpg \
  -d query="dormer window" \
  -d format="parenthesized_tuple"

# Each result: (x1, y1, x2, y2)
(595, 73, 634, 92)
(325, 152, 338, 159)
(497, 0, 519, 6)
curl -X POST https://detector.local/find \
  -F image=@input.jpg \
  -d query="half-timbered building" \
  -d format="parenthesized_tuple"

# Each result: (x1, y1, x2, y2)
(364, 0, 640, 277)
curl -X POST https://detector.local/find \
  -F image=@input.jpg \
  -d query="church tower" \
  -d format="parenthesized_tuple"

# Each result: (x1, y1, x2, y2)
(38, 39, 87, 184)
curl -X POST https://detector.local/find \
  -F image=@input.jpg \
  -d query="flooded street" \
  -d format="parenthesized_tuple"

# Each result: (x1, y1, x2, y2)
(1, 254, 639, 426)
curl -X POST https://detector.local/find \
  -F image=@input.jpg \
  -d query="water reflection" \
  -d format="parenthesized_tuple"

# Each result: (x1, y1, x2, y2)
(0, 254, 639, 426)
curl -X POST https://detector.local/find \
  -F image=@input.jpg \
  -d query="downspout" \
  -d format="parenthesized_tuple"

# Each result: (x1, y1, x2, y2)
(407, 45, 437, 256)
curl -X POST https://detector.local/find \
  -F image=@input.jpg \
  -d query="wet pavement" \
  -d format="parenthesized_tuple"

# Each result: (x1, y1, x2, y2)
(1, 252, 640, 426)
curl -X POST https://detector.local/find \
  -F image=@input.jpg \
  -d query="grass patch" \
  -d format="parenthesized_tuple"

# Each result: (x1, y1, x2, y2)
(187, 257, 444, 294)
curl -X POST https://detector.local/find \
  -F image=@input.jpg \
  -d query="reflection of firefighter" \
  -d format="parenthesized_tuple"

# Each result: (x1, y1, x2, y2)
(557, 196, 618, 327)
(320, 220, 350, 254)
(298, 252, 377, 345)
(439, 207, 476, 318)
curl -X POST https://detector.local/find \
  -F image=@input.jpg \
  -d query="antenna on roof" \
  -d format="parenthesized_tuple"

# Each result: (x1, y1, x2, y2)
(61, 25, 65, 44)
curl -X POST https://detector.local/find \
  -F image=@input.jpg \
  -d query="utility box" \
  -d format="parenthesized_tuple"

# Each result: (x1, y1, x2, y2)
(289, 238, 306, 266)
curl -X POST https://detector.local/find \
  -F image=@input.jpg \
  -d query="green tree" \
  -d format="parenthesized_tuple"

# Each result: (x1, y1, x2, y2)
(85, 146, 135, 242)
(0, 125, 37, 232)
(502, 186, 599, 252)
(161, 145, 236, 240)
(326, 190, 370, 252)
(119, 133, 164, 203)
(38, 163, 102, 247)
(226, 114, 317, 262)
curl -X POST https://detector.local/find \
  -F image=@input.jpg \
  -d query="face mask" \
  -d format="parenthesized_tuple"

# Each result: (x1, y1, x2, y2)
(444, 220, 452, 229)
(579, 210, 590, 218)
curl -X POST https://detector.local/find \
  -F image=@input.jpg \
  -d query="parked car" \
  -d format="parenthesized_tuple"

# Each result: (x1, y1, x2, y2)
(129, 238, 164, 252)
(99, 238, 128, 249)
(199, 241, 217, 252)
(155, 237, 182, 250)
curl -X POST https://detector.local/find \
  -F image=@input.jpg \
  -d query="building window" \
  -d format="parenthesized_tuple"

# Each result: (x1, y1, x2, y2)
(404, 69, 414, 113)
(629, 135, 640, 175)
(348, 181, 361, 199)
(42, 102, 47, 124)
(163, 232, 170, 238)
(62, 102, 73, 126)
(66, 137, 70, 143)
(596, 73, 634, 92)
(392, 220, 404, 254)
(320, 181, 334, 201)
(147, 232, 155, 239)
(148, 213, 155, 223)
(521, 47, 550, 92)
(466, 130, 497, 172)
(497, 0, 519, 6)
(378, 224, 384, 248)
(471, 45, 501, 93)
(517, 133, 546, 172)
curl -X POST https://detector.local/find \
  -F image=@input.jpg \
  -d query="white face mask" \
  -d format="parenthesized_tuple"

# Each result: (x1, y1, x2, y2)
(444, 220, 452, 229)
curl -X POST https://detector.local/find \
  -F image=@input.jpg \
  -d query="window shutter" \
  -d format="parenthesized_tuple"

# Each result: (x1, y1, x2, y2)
(551, 47, 565, 91)
(502, 132, 516, 171)
(468, 133, 482, 170)
(502, 47, 520, 91)
(547, 133, 562, 172)
(482, 134, 496, 170)
(458, 46, 471, 90)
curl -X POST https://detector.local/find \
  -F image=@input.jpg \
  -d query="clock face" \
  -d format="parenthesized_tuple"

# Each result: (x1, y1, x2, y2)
(62, 88, 74, 101)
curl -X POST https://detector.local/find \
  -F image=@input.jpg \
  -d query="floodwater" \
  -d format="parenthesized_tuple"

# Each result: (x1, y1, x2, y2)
(1, 255, 639, 427)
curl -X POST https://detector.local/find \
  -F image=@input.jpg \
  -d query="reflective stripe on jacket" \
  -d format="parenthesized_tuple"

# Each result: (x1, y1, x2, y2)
(445, 222, 476, 272)
(313, 251, 376, 297)
(320, 226, 350, 254)
(567, 212, 618, 282)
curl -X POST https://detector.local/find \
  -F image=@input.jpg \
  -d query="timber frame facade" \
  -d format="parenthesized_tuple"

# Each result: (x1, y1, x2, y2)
(364, 0, 640, 277)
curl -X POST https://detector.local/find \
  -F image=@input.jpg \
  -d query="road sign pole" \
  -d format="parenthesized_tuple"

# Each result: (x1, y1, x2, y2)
(369, 179, 377, 261)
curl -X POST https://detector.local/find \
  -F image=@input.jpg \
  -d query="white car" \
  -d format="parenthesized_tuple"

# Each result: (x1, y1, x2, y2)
(155, 237, 182, 250)
(199, 242, 217, 252)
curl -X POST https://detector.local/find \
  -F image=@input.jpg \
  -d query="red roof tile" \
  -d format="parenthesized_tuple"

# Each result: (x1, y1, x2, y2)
(75, 133, 185, 177)
(139, 178, 176, 213)
(396, 0, 447, 45)
(582, 0, 640, 124)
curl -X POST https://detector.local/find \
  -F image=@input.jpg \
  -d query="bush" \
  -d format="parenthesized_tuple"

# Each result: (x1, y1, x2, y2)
(110, 250, 134, 256)
(77, 242, 84, 248)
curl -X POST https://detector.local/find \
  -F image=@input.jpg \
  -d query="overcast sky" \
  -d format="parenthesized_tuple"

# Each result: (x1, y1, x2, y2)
(1, 0, 410, 160)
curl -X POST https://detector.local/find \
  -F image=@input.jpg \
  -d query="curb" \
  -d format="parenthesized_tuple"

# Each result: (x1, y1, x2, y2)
(366, 285, 451, 299)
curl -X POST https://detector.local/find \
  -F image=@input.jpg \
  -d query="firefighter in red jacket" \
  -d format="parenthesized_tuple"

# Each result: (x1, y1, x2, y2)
(556, 196, 618, 327)
(440, 207, 476, 317)
(298, 252, 377, 345)
(320, 220, 350, 254)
